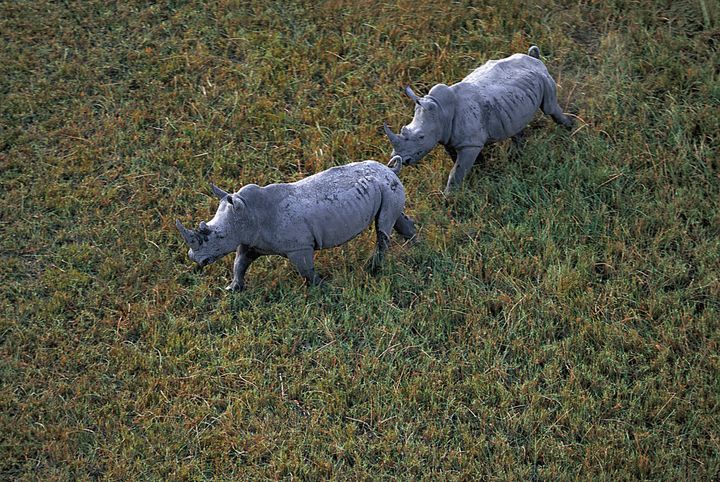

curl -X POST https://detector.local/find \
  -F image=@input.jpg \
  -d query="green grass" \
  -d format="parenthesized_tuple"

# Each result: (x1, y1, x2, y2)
(2, 0, 719, 479)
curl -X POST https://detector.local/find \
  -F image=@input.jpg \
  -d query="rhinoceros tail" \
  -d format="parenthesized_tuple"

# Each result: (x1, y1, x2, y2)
(388, 155, 403, 175)
(528, 45, 541, 59)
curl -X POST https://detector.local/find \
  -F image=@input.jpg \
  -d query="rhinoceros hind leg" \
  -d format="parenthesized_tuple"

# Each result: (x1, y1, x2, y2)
(547, 106, 574, 129)
(393, 213, 416, 240)
(368, 230, 391, 273)
(288, 249, 323, 286)
(541, 83, 574, 129)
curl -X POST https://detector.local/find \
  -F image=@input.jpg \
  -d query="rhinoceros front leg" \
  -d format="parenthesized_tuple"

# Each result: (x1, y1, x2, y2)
(512, 129, 525, 148)
(509, 130, 526, 161)
(445, 146, 483, 194)
(226, 246, 260, 291)
(444, 145, 458, 163)
(287, 248, 323, 286)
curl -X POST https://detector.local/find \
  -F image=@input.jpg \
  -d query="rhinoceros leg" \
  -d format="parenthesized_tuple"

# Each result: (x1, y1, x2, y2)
(368, 206, 397, 272)
(509, 130, 526, 161)
(287, 248, 323, 286)
(512, 130, 526, 148)
(445, 146, 483, 193)
(444, 145, 458, 163)
(368, 230, 391, 273)
(541, 80, 574, 129)
(226, 246, 260, 291)
(393, 213, 416, 240)
(545, 103, 573, 128)
(447, 144, 488, 168)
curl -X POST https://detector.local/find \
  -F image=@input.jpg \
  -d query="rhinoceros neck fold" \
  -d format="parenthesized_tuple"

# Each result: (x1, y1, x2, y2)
(438, 99, 454, 146)
(232, 189, 263, 248)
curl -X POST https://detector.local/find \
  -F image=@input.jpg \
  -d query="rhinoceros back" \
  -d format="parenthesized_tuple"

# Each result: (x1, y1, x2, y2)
(457, 54, 551, 141)
(286, 161, 403, 249)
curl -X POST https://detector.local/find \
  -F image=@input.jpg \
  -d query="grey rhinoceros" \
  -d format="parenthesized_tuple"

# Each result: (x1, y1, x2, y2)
(176, 159, 415, 291)
(384, 46, 574, 193)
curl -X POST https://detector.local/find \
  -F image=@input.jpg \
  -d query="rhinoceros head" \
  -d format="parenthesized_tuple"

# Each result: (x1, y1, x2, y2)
(176, 183, 248, 267)
(384, 84, 454, 166)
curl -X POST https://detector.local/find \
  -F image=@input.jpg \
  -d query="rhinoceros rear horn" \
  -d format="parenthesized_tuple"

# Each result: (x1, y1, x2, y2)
(383, 122, 401, 144)
(176, 219, 199, 249)
(211, 183, 230, 200)
(405, 86, 421, 105)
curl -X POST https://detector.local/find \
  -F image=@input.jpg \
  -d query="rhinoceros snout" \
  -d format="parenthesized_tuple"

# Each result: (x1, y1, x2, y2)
(188, 249, 206, 267)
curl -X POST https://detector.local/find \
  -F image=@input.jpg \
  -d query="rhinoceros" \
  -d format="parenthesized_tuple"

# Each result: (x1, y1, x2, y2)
(383, 45, 574, 193)
(175, 158, 415, 291)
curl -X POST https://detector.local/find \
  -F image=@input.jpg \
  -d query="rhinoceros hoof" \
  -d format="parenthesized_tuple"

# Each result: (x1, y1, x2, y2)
(225, 281, 245, 292)
(366, 255, 385, 274)
(443, 187, 460, 198)
(311, 277, 327, 288)
(403, 233, 420, 246)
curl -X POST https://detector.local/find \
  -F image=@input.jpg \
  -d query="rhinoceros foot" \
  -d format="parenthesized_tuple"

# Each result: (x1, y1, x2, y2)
(225, 280, 245, 292)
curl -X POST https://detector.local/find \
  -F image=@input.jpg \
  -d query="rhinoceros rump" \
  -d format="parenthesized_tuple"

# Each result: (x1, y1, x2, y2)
(384, 46, 574, 193)
(176, 160, 416, 291)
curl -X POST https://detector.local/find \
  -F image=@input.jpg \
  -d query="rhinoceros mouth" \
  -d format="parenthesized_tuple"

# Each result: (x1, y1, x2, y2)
(191, 254, 219, 268)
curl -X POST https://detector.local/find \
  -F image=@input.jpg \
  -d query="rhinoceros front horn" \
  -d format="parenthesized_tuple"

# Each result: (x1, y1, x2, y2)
(405, 86, 421, 105)
(176, 219, 199, 249)
(383, 122, 401, 145)
(211, 183, 229, 200)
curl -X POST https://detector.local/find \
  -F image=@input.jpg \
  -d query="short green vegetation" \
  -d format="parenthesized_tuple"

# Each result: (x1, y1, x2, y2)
(1, 1, 718, 479)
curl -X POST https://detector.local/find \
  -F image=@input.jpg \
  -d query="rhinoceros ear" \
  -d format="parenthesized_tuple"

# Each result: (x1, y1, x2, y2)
(228, 193, 246, 211)
(405, 86, 421, 105)
(211, 183, 229, 200)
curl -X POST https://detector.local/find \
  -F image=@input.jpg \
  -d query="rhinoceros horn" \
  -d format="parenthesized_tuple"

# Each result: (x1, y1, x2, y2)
(383, 122, 402, 144)
(211, 183, 229, 200)
(176, 219, 200, 249)
(405, 86, 421, 105)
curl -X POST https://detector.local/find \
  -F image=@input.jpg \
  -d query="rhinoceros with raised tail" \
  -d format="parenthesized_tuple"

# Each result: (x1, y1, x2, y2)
(176, 158, 415, 291)
(384, 46, 574, 193)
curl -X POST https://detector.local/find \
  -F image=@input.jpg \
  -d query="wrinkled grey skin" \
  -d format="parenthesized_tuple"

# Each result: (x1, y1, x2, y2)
(384, 46, 574, 193)
(176, 159, 416, 291)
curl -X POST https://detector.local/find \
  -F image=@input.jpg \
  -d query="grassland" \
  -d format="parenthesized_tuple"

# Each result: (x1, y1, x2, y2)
(1, 0, 719, 479)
